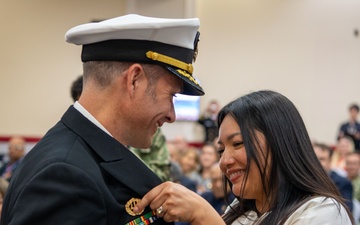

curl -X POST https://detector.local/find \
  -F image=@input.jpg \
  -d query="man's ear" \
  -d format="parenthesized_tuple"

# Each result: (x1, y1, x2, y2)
(125, 63, 145, 98)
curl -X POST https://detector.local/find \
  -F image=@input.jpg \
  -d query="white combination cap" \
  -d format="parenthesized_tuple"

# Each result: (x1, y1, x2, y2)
(65, 14, 204, 96)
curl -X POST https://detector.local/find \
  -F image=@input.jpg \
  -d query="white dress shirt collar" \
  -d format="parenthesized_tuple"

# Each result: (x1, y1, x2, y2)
(73, 101, 113, 137)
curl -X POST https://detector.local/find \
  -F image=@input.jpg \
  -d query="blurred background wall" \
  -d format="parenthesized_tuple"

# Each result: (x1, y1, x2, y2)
(0, 0, 359, 146)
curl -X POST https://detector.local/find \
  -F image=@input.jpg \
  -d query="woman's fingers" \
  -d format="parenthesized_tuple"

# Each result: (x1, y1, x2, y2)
(133, 181, 171, 213)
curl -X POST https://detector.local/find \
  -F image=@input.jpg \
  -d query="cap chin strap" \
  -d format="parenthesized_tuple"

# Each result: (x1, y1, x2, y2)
(146, 51, 193, 74)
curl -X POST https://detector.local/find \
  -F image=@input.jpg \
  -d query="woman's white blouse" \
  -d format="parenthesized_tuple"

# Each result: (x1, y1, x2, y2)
(227, 197, 352, 225)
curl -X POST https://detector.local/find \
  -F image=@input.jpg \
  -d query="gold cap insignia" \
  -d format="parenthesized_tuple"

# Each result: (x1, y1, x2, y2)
(146, 51, 193, 74)
(125, 198, 144, 216)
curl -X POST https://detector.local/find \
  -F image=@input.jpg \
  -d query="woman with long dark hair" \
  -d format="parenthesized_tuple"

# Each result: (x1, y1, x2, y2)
(134, 90, 354, 225)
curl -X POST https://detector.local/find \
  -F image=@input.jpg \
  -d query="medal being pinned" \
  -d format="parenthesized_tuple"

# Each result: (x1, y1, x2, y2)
(125, 198, 144, 216)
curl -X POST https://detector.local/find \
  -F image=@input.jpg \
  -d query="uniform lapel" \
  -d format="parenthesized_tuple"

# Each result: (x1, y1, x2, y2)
(100, 151, 163, 196)
(61, 106, 163, 196)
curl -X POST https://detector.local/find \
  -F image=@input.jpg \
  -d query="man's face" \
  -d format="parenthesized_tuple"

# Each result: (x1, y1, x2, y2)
(8, 137, 25, 161)
(127, 67, 182, 148)
(314, 146, 331, 173)
(346, 154, 360, 180)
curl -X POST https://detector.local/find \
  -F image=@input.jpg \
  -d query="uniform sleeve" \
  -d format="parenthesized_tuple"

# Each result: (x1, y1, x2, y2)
(7, 162, 106, 225)
(285, 197, 353, 225)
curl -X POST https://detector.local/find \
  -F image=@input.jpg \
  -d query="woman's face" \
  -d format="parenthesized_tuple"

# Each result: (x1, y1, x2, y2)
(337, 137, 353, 156)
(218, 115, 268, 203)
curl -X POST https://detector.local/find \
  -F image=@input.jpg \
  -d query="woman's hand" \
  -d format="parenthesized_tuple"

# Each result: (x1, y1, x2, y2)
(133, 181, 225, 225)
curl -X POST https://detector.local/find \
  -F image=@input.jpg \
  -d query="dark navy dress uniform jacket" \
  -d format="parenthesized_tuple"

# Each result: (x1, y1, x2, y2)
(1, 106, 173, 225)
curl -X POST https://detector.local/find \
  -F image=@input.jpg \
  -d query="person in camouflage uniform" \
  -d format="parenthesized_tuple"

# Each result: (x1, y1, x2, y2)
(129, 128, 171, 181)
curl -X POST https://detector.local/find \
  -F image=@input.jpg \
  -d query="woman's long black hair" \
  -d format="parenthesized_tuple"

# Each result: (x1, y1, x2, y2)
(219, 90, 354, 225)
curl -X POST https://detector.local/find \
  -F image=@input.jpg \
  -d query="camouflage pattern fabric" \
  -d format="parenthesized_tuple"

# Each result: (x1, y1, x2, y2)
(129, 129, 171, 181)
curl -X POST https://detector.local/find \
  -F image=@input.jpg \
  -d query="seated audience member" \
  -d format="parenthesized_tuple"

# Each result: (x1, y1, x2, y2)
(0, 177, 8, 219)
(0, 136, 26, 181)
(197, 142, 219, 194)
(346, 152, 360, 202)
(332, 136, 356, 177)
(201, 163, 235, 214)
(169, 160, 197, 193)
(314, 142, 354, 211)
(338, 103, 360, 151)
(345, 152, 360, 224)
(169, 135, 190, 154)
(168, 142, 197, 193)
(177, 146, 201, 185)
(0, 177, 8, 195)
(167, 141, 180, 163)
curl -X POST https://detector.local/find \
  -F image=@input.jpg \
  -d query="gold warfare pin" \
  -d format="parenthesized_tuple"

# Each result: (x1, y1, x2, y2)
(125, 198, 143, 216)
